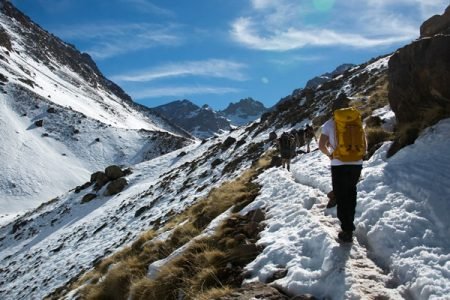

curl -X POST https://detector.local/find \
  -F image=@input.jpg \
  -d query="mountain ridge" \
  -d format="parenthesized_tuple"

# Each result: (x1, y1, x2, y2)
(0, 1, 193, 217)
(1, 2, 450, 300)
(153, 98, 268, 138)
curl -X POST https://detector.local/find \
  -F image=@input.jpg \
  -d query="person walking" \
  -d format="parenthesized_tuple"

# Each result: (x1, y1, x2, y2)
(304, 124, 317, 153)
(318, 102, 366, 243)
(278, 131, 296, 171)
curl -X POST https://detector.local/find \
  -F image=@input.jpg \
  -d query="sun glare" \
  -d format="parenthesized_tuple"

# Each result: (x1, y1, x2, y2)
(313, 0, 335, 11)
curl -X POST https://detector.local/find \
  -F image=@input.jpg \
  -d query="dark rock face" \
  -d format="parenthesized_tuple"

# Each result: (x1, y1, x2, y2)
(388, 5, 450, 155)
(389, 6, 450, 125)
(420, 6, 450, 37)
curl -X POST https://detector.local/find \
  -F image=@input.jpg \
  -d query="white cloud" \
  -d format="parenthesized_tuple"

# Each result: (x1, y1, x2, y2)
(118, 0, 175, 17)
(261, 77, 269, 84)
(111, 59, 248, 82)
(131, 86, 241, 99)
(231, 17, 411, 50)
(231, 0, 449, 51)
(54, 23, 182, 59)
(268, 54, 325, 66)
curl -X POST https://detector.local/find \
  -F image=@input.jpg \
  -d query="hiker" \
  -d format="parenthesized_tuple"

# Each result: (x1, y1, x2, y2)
(268, 131, 278, 147)
(304, 124, 317, 153)
(278, 131, 296, 171)
(296, 128, 305, 152)
(318, 102, 366, 243)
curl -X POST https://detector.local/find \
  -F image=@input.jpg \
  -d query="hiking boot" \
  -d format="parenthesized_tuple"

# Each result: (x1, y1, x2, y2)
(326, 197, 336, 208)
(338, 231, 353, 243)
(326, 191, 336, 208)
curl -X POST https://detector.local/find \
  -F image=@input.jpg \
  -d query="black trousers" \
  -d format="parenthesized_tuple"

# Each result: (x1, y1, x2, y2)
(331, 164, 362, 232)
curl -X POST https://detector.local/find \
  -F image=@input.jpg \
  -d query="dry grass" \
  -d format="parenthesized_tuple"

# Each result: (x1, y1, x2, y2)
(81, 264, 133, 300)
(193, 287, 233, 300)
(388, 105, 450, 157)
(365, 126, 394, 158)
(352, 75, 389, 119)
(62, 151, 273, 300)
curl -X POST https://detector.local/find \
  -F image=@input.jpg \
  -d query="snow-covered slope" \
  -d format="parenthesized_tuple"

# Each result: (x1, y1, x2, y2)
(0, 3, 193, 219)
(1, 2, 449, 298)
(1, 115, 449, 299)
(0, 125, 267, 299)
(243, 119, 450, 299)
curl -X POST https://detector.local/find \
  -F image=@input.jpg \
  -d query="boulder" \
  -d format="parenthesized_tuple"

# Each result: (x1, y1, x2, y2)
(81, 193, 96, 203)
(90, 171, 109, 190)
(389, 35, 450, 123)
(34, 119, 43, 127)
(420, 5, 450, 37)
(104, 165, 124, 180)
(104, 178, 127, 196)
(221, 137, 237, 151)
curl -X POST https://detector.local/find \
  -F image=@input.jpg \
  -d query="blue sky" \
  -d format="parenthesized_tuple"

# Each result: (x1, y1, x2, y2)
(11, 0, 448, 110)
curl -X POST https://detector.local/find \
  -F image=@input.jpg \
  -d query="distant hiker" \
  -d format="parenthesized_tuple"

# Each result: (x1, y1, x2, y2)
(297, 128, 305, 146)
(269, 131, 278, 147)
(304, 124, 317, 153)
(278, 131, 296, 171)
(318, 102, 366, 243)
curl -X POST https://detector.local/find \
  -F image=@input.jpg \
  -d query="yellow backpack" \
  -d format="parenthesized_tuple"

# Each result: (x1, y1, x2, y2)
(332, 107, 366, 162)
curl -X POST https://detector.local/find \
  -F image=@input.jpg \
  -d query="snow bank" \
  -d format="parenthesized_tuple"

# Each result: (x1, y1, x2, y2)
(242, 119, 450, 299)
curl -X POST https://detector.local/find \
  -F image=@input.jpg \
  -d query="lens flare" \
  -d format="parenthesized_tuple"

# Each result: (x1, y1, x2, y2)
(313, 0, 335, 11)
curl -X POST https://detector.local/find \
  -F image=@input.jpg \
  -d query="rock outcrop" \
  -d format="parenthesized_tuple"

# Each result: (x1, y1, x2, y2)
(388, 5, 450, 155)
(420, 6, 450, 37)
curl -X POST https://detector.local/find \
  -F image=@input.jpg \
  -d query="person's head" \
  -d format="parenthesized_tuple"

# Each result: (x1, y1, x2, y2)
(332, 93, 350, 111)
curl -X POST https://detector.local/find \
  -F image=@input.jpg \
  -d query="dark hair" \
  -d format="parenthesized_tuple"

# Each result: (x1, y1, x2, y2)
(332, 93, 350, 111)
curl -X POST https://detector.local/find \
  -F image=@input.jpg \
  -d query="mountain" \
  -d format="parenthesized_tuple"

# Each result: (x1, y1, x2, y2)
(154, 98, 268, 139)
(1, 3, 450, 300)
(0, 2, 193, 221)
(305, 63, 355, 89)
(220, 98, 268, 126)
(153, 100, 232, 139)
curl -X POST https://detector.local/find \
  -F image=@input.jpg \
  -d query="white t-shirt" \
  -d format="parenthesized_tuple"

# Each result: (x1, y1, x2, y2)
(321, 119, 363, 166)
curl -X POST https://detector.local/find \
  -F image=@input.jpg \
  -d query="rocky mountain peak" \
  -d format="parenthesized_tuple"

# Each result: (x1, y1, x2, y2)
(153, 100, 231, 139)
(305, 63, 355, 89)
(222, 97, 266, 115)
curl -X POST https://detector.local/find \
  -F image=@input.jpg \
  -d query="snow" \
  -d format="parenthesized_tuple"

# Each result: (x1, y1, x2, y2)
(1, 113, 449, 299)
(372, 105, 396, 131)
(0, 6, 449, 299)
(240, 119, 450, 299)
(0, 13, 194, 219)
